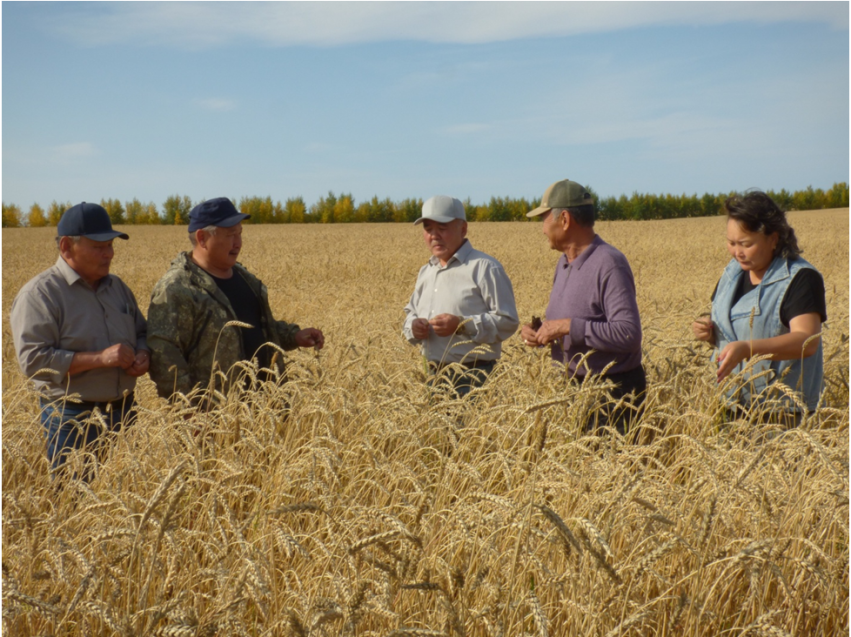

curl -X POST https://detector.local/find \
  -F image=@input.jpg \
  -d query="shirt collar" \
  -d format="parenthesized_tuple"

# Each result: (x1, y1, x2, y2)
(562, 234, 603, 270)
(429, 238, 473, 267)
(54, 255, 112, 289)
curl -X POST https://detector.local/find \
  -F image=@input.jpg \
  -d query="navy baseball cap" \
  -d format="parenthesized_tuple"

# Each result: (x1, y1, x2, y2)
(188, 197, 250, 232)
(57, 202, 129, 241)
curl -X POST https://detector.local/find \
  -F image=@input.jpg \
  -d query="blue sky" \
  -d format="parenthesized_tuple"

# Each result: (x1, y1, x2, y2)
(2, 2, 848, 210)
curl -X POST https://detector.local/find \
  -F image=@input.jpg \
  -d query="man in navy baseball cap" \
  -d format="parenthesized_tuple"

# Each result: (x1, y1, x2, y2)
(10, 201, 147, 482)
(148, 197, 325, 404)
(187, 197, 250, 232)
(57, 202, 129, 241)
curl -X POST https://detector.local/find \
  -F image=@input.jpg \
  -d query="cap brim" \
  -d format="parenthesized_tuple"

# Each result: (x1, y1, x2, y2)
(215, 213, 251, 228)
(413, 215, 460, 225)
(84, 231, 129, 241)
(526, 205, 551, 218)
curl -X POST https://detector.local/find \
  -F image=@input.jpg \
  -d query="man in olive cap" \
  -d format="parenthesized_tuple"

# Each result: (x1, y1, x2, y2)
(10, 202, 149, 479)
(147, 197, 324, 403)
(403, 195, 519, 398)
(520, 180, 645, 434)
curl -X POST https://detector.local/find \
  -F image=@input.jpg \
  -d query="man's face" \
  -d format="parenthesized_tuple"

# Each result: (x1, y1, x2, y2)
(422, 219, 467, 265)
(203, 223, 243, 271)
(63, 237, 115, 285)
(541, 209, 564, 250)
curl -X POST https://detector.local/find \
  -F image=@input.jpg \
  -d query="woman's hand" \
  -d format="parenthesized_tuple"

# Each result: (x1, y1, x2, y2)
(692, 316, 715, 343)
(716, 341, 751, 382)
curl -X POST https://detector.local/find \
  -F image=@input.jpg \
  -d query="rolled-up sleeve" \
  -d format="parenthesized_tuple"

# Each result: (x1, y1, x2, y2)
(464, 263, 519, 344)
(10, 286, 75, 381)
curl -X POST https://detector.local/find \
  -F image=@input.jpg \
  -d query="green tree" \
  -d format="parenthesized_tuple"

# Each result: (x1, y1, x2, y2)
(271, 200, 285, 223)
(2, 203, 22, 228)
(394, 198, 422, 223)
(125, 198, 144, 224)
(163, 195, 193, 225)
(487, 196, 511, 221)
(100, 198, 125, 225)
(142, 202, 161, 224)
(285, 197, 306, 224)
(365, 196, 394, 223)
(825, 182, 849, 209)
(310, 191, 338, 223)
(333, 194, 355, 223)
(27, 203, 48, 227)
(47, 200, 72, 226)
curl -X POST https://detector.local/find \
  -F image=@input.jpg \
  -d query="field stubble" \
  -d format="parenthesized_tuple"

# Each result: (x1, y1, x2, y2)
(2, 211, 849, 636)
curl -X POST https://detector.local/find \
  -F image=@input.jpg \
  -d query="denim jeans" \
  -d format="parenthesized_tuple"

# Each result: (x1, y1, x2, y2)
(39, 396, 137, 479)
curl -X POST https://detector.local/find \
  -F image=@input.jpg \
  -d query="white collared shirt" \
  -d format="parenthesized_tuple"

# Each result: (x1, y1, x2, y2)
(402, 240, 519, 364)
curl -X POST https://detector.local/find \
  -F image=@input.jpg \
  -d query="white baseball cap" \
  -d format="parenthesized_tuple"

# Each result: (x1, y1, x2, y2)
(414, 195, 466, 225)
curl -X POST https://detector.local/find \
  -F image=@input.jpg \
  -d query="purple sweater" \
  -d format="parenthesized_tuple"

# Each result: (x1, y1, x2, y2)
(546, 235, 642, 375)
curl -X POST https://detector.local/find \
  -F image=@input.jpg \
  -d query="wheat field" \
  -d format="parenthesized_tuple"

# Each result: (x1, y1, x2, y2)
(2, 211, 849, 637)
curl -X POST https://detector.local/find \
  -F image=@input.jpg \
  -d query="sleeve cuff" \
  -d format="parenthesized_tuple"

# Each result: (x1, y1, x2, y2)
(460, 316, 476, 338)
(570, 318, 587, 347)
(51, 350, 76, 379)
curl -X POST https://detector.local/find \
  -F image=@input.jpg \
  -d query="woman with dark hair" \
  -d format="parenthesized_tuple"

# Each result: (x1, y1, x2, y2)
(692, 191, 826, 423)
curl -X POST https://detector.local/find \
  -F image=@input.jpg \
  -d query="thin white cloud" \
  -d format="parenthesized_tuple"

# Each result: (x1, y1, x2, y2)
(51, 142, 97, 162)
(43, 2, 847, 49)
(196, 98, 237, 112)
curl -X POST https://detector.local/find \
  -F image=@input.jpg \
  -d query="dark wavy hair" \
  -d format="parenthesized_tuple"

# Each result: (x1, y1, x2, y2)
(724, 191, 801, 259)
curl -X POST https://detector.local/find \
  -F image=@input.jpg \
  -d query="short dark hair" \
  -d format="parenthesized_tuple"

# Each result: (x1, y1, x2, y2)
(724, 191, 801, 259)
(556, 203, 595, 228)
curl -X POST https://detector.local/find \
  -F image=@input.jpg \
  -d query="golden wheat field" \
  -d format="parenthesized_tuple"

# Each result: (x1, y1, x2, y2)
(2, 210, 849, 637)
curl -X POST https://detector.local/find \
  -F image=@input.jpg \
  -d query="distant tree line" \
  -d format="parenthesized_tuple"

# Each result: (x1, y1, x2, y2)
(2, 183, 848, 228)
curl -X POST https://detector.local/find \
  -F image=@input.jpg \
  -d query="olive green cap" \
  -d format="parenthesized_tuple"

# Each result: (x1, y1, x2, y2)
(526, 179, 594, 217)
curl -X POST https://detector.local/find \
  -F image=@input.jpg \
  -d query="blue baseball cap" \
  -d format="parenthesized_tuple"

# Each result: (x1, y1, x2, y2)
(188, 197, 250, 232)
(57, 202, 129, 241)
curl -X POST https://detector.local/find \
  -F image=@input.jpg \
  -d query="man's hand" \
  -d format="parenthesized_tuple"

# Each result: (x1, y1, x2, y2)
(295, 328, 325, 350)
(534, 319, 571, 346)
(411, 318, 430, 340)
(100, 343, 136, 370)
(520, 323, 540, 347)
(429, 314, 461, 337)
(716, 340, 750, 383)
(692, 317, 715, 343)
(126, 349, 150, 377)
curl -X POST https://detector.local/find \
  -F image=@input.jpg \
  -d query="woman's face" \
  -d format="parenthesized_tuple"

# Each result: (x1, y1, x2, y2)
(726, 218, 778, 277)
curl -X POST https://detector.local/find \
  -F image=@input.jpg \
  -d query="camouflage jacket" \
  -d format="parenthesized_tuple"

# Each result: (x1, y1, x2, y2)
(147, 252, 300, 400)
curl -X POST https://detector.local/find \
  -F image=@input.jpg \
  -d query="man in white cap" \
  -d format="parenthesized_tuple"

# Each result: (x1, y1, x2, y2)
(403, 195, 519, 397)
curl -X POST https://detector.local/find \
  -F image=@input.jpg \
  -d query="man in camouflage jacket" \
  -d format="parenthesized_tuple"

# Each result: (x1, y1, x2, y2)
(148, 198, 324, 401)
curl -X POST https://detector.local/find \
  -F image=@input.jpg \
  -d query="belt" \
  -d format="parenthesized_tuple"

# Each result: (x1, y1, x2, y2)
(430, 359, 496, 371)
(41, 393, 136, 413)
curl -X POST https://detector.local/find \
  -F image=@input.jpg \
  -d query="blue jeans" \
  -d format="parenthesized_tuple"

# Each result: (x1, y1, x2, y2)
(39, 396, 136, 479)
